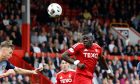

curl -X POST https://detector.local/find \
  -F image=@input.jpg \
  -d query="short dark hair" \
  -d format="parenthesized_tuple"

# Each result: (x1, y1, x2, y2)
(82, 27, 93, 35)
(0, 40, 14, 49)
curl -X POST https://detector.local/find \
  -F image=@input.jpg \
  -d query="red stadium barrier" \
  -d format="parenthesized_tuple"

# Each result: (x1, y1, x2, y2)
(9, 53, 52, 84)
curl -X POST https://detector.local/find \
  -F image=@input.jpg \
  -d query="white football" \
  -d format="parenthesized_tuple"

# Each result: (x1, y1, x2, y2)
(47, 3, 62, 17)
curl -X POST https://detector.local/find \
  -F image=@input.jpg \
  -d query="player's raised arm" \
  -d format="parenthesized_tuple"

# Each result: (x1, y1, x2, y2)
(61, 52, 75, 64)
(61, 43, 85, 69)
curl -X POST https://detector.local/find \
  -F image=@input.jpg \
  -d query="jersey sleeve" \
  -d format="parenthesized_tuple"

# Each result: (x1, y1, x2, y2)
(98, 47, 102, 56)
(56, 74, 60, 84)
(6, 61, 15, 70)
(66, 43, 81, 56)
(93, 43, 102, 56)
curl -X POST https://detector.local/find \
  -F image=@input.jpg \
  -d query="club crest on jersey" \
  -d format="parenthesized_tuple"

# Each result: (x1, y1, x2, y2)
(83, 53, 98, 59)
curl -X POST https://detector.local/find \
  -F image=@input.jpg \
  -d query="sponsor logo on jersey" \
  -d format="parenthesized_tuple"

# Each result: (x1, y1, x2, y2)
(83, 53, 98, 59)
(60, 78, 73, 83)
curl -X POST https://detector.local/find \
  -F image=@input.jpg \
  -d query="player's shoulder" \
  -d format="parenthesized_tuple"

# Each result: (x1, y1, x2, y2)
(69, 69, 76, 72)
(56, 70, 63, 77)
(72, 42, 84, 48)
(57, 70, 63, 75)
(92, 43, 101, 48)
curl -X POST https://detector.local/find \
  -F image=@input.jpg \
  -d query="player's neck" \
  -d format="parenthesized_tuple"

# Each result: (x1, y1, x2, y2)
(63, 69, 69, 73)
(85, 45, 92, 48)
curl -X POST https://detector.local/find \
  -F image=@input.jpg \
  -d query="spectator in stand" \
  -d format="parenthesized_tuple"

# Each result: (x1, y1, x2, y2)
(34, 58, 39, 69)
(40, 42, 47, 53)
(23, 76, 30, 84)
(47, 42, 54, 53)
(23, 52, 31, 64)
(112, 57, 122, 72)
(30, 52, 37, 66)
(133, 45, 140, 56)
(83, 9, 92, 20)
(124, 46, 134, 56)
(48, 60, 56, 83)
(110, 47, 121, 55)
(62, 17, 70, 29)
(38, 32, 47, 44)
(11, 76, 17, 84)
(31, 31, 39, 44)
(32, 43, 41, 53)
(132, 56, 139, 67)
(53, 39, 60, 53)
(127, 57, 133, 72)
(2, 77, 10, 84)
(120, 74, 127, 84)
(54, 53, 61, 72)
(3, 15, 10, 26)
(12, 26, 21, 46)
(116, 36, 124, 52)
(122, 61, 131, 73)
(108, 40, 116, 53)
(15, 15, 22, 28)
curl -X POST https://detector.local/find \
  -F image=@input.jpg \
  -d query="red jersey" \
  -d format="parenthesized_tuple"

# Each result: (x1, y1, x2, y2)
(67, 43, 102, 78)
(56, 69, 76, 84)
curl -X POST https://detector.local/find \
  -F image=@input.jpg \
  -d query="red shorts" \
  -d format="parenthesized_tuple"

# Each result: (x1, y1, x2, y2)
(73, 74, 92, 84)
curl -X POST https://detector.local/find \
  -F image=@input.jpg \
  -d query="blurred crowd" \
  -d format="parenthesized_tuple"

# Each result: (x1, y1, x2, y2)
(0, 0, 140, 83)
(0, 75, 30, 84)
(0, 0, 22, 47)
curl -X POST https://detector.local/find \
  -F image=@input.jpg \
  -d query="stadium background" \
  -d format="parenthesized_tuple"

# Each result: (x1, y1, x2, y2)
(0, 0, 140, 84)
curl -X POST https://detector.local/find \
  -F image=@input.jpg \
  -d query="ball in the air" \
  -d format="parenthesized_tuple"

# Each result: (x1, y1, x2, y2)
(47, 3, 62, 17)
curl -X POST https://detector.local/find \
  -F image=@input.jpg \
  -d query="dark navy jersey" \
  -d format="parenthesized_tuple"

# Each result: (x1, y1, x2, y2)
(0, 60, 15, 74)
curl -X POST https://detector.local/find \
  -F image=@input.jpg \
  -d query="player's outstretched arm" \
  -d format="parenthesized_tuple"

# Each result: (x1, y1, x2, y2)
(62, 52, 85, 69)
(0, 69, 16, 78)
(98, 55, 114, 79)
(13, 67, 43, 75)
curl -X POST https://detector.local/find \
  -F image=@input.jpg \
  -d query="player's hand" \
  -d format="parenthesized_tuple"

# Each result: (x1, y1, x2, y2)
(106, 69, 114, 79)
(32, 67, 43, 74)
(77, 63, 85, 69)
(107, 73, 114, 79)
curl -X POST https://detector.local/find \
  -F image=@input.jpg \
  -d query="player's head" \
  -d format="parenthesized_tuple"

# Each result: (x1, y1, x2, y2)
(60, 60, 70, 72)
(82, 32, 93, 48)
(0, 40, 14, 60)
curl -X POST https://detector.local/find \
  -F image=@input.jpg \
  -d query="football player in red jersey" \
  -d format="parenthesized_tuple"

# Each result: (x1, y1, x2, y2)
(61, 32, 114, 84)
(56, 60, 75, 84)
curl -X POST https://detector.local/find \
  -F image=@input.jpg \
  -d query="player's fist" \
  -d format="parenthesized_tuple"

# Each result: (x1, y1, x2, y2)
(107, 69, 114, 79)
(108, 73, 114, 79)
(77, 63, 85, 69)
